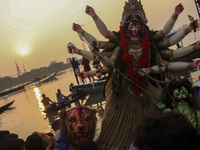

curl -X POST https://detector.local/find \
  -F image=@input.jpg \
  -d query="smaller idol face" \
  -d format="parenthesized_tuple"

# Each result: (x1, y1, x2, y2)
(173, 86, 189, 104)
(128, 21, 141, 36)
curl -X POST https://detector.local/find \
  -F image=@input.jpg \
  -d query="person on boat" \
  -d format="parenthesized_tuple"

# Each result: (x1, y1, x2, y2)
(41, 94, 54, 109)
(70, 57, 85, 85)
(81, 57, 94, 82)
(68, 1, 199, 149)
(69, 83, 78, 98)
(69, 83, 81, 106)
(163, 78, 200, 134)
(56, 89, 69, 104)
(68, 46, 109, 81)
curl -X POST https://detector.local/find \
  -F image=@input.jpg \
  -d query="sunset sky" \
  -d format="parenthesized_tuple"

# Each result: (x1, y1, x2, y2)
(0, 0, 199, 77)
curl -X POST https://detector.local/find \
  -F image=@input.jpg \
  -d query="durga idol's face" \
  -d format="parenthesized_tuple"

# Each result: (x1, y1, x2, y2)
(128, 21, 141, 36)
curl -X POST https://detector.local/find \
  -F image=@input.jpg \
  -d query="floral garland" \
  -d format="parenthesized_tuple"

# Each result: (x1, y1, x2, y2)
(119, 25, 151, 94)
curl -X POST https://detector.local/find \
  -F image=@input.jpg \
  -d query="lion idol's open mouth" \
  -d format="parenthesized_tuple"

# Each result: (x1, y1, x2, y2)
(73, 133, 87, 142)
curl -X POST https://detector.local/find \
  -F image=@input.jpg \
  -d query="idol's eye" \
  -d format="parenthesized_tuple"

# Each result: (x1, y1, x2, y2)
(69, 118, 75, 122)
(182, 89, 187, 95)
(174, 93, 180, 97)
(135, 25, 140, 29)
(85, 117, 91, 121)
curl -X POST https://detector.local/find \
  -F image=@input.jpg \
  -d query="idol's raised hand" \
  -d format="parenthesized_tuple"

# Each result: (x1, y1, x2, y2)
(192, 59, 200, 69)
(85, 5, 95, 17)
(72, 23, 83, 33)
(138, 68, 150, 76)
(196, 41, 200, 49)
(67, 43, 78, 54)
(174, 3, 184, 15)
(188, 19, 198, 31)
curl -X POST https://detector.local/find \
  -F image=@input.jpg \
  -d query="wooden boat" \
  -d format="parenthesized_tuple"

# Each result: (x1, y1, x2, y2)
(26, 72, 57, 88)
(0, 84, 26, 97)
(43, 90, 87, 113)
(72, 79, 107, 93)
(0, 100, 15, 113)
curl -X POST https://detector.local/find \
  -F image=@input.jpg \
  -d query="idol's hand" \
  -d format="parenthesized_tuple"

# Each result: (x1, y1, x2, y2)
(72, 23, 83, 33)
(67, 45, 78, 54)
(192, 59, 200, 68)
(174, 3, 184, 15)
(188, 20, 198, 31)
(78, 72, 87, 79)
(196, 41, 200, 50)
(85, 5, 95, 17)
(157, 102, 166, 109)
(138, 68, 150, 76)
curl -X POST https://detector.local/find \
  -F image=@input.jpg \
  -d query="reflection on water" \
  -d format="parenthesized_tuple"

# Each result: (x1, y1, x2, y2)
(33, 87, 46, 115)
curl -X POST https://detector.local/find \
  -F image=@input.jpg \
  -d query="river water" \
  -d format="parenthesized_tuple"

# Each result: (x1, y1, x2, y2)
(0, 31, 200, 141)
(0, 68, 105, 140)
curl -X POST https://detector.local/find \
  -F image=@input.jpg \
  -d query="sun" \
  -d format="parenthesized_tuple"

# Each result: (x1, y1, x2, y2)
(19, 47, 29, 56)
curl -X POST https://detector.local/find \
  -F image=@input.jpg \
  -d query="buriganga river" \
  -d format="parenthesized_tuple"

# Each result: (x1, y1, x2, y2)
(0, 68, 105, 141)
(0, 31, 200, 141)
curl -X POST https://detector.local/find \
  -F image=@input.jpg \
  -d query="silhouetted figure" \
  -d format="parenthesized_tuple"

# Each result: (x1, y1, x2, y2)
(56, 89, 69, 104)
(41, 94, 54, 109)
(81, 57, 94, 82)
(70, 57, 84, 85)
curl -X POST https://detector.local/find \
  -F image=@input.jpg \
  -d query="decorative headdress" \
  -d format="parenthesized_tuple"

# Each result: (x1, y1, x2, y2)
(120, 0, 148, 26)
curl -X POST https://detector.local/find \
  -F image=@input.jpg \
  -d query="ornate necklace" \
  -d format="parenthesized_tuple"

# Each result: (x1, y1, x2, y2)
(129, 47, 143, 61)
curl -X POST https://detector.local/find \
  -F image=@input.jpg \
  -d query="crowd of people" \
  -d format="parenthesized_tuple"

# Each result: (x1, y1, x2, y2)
(1, 110, 200, 150)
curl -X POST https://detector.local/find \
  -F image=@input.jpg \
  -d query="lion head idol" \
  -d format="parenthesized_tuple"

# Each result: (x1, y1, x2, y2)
(65, 105, 97, 149)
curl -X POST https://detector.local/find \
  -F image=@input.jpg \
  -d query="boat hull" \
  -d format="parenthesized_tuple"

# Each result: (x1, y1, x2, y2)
(0, 100, 15, 113)
(72, 80, 106, 93)
(43, 90, 87, 113)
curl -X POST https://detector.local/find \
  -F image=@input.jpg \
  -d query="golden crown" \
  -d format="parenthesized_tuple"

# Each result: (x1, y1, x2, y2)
(120, 0, 148, 26)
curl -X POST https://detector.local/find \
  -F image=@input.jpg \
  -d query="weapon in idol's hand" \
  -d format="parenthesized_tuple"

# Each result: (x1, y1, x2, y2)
(67, 42, 75, 55)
